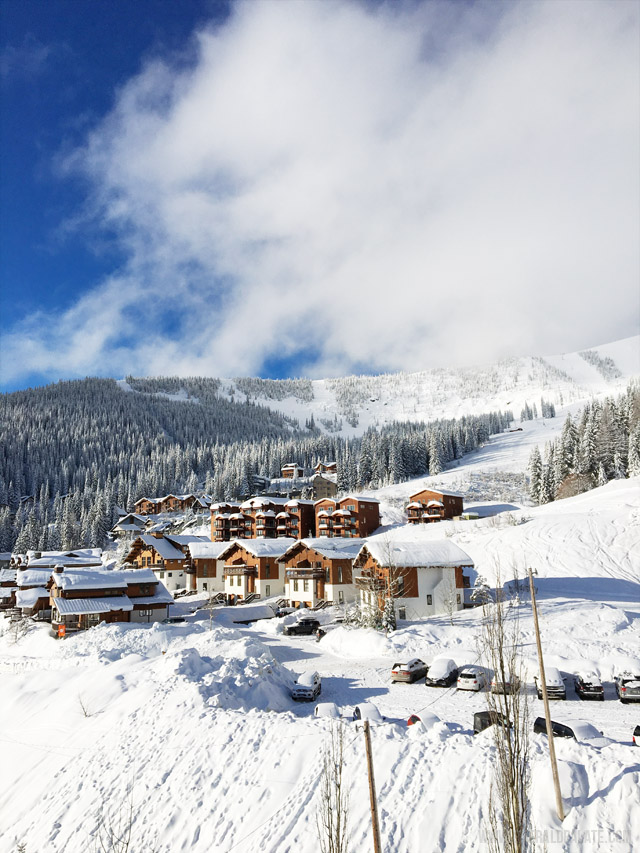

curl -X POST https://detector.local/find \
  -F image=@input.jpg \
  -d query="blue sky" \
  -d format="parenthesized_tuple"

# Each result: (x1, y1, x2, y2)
(1, 0, 638, 391)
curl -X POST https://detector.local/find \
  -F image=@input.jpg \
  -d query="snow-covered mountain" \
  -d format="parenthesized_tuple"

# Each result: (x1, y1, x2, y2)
(214, 335, 639, 436)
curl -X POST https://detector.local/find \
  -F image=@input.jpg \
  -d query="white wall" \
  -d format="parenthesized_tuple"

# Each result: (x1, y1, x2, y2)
(153, 568, 185, 592)
(130, 607, 168, 623)
(358, 566, 463, 621)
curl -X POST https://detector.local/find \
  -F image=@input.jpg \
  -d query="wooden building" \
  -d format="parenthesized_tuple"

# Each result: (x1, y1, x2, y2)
(353, 539, 472, 621)
(312, 475, 338, 500)
(281, 538, 363, 609)
(314, 462, 337, 476)
(315, 496, 380, 539)
(184, 541, 228, 594)
(407, 489, 464, 523)
(50, 567, 172, 633)
(281, 463, 304, 479)
(211, 497, 315, 541)
(219, 538, 296, 602)
(133, 493, 203, 515)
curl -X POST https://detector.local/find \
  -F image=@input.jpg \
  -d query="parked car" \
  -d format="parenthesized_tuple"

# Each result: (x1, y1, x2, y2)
(633, 725, 640, 746)
(574, 671, 605, 701)
(569, 721, 611, 749)
(535, 667, 566, 700)
(391, 658, 428, 683)
(407, 710, 443, 730)
(425, 658, 458, 687)
(315, 623, 342, 642)
(283, 617, 321, 636)
(353, 703, 384, 724)
(291, 671, 321, 701)
(491, 674, 521, 695)
(533, 716, 574, 739)
(614, 671, 640, 704)
(161, 616, 186, 624)
(457, 667, 486, 692)
(315, 702, 340, 719)
(473, 710, 512, 735)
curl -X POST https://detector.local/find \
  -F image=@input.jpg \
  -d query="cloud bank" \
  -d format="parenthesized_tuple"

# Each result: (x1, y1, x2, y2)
(3, 0, 639, 385)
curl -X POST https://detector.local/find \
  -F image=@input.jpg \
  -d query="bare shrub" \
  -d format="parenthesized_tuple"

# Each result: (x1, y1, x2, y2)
(316, 724, 349, 853)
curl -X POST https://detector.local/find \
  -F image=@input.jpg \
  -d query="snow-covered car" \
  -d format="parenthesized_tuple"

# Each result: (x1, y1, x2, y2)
(533, 717, 574, 739)
(314, 702, 340, 719)
(315, 623, 342, 642)
(425, 658, 458, 687)
(283, 617, 321, 636)
(614, 672, 640, 704)
(353, 703, 384, 724)
(473, 711, 512, 735)
(633, 725, 640, 746)
(161, 616, 186, 624)
(407, 710, 443, 730)
(535, 667, 566, 700)
(291, 671, 322, 701)
(574, 671, 604, 701)
(491, 674, 521, 695)
(391, 658, 428, 683)
(457, 667, 486, 692)
(569, 721, 611, 749)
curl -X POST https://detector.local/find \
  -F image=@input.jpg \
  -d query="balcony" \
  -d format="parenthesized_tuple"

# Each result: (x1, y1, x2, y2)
(224, 564, 258, 577)
(286, 568, 325, 580)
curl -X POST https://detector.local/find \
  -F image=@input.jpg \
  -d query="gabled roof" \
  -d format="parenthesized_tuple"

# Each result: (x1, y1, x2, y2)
(187, 542, 229, 560)
(410, 488, 464, 500)
(282, 538, 365, 562)
(360, 540, 473, 569)
(52, 571, 128, 592)
(165, 534, 209, 548)
(16, 587, 49, 607)
(219, 538, 298, 560)
(136, 535, 185, 561)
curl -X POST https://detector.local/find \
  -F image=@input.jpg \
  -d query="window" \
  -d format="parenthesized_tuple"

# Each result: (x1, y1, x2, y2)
(457, 594, 461, 604)
(266, 564, 271, 578)
(202, 565, 208, 578)
(303, 580, 309, 592)
(347, 504, 355, 511)
(325, 569, 330, 582)
(398, 607, 406, 620)
(396, 575, 405, 596)
(168, 572, 173, 577)
(427, 594, 433, 605)
(293, 580, 299, 591)
(159, 572, 165, 579)
(265, 585, 271, 596)
(338, 590, 344, 604)
(203, 583, 208, 591)
(338, 567, 343, 584)
(139, 609, 152, 617)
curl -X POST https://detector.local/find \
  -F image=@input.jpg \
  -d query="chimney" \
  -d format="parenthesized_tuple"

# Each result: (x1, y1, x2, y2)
(54, 564, 64, 574)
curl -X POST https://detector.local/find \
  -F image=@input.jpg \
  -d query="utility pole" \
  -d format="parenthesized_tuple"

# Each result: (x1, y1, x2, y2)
(528, 567, 565, 822)
(362, 720, 382, 853)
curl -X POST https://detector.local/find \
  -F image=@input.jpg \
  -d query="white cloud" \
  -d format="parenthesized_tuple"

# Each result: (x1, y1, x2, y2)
(3, 0, 639, 385)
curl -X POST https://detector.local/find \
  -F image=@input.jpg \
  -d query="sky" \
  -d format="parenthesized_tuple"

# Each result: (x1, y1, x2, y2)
(0, 0, 638, 391)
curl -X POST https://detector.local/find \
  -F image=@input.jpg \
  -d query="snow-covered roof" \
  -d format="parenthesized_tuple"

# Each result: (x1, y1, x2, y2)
(340, 496, 380, 505)
(427, 500, 444, 507)
(256, 510, 276, 517)
(410, 488, 463, 500)
(276, 512, 290, 518)
(283, 538, 364, 561)
(286, 499, 315, 507)
(137, 535, 184, 561)
(26, 549, 102, 568)
(219, 538, 297, 559)
(407, 502, 422, 509)
(0, 568, 17, 584)
(165, 534, 209, 547)
(53, 596, 134, 615)
(188, 542, 228, 560)
(130, 585, 173, 606)
(52, 571, 129, 592)
(121, 569, 158, 584)
(16, 587, 49, 607)
(0, 588, 15, 599)
(333, 509, 351, 516)
(362, 540, 474, 569)
(17, 569, 53, 588)
(240, 496, 290, 509)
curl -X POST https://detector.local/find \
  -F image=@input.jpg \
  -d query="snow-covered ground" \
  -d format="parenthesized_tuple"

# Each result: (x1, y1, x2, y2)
(2, 476, 640, 852)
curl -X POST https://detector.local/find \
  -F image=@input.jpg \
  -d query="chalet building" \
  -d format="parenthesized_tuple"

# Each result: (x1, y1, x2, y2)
(353, 540, 473, 621)
(184, 541, 228, 594)
(50, 567, 172, 634)
(0, 567, 17, 612)
(15, 567, 54, 618)
(407, 489, 464, 523)
(281, 463, 304, 479)
(315, 496, 380, 539)
(314, 462, 337, 476)
(281, 538, 363, 609)
(312, 474, 338, 500)
(133, 494, 206, 516)
(109, 513, 147, 538)
(219, 538, 296, 602)
(125, 534, 186, 592)
(210, 502, 242, 541)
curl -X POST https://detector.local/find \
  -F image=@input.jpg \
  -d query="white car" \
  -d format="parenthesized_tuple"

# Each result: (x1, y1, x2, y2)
(353, 703, 384, 724)
(570, 721, 612, 749)
(457, 667, 486, 691)
(315, 702, 340, 719)
(535, 667, 566, 700)
(291, 671, 321, 701)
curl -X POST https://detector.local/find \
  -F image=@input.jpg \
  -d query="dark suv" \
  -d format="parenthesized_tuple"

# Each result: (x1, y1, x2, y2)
(283, 617, 321, 636)
(574, 672, 604, 701)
